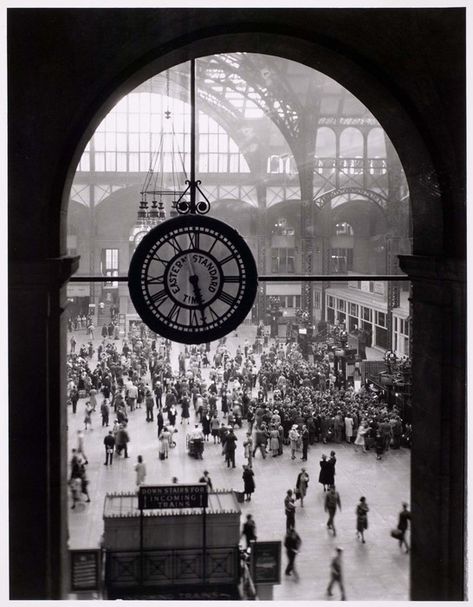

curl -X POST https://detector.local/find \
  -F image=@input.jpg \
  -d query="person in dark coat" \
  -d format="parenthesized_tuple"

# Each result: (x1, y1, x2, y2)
(241, 514, 257, 548)
(242, 464, 255, 501)
(180, 393, 190, 425)
(318, 454, 332, 491)
(225, 429, 238, 468)
(397, 502, 411, 553)
(284, 527, 302, 578)
(103, 431, 115, 465)
(301, 425, 309, 461)
(202, 412, 211, 441)
(70, 388, 79, 414)
(356, 496, 369, 543)
(157, 409, 164, 437)
(327, 451, 336, 485)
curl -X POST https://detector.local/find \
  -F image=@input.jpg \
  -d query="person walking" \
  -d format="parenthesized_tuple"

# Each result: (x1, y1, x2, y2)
(115, 423, 130, 458)
(252, 424, 268, 460)
(145, 390, 154, 422)
(397, 502, 411, 553)
(356, 496, 369, 543)
(101, 399, 110, 427)
(79, 462, 91, 503)
(326, 547, 346, 600)
(241, 514, 257, 549)
(103, 431, 115, 465)
(76, 430, 88, 464)
(284, 527, 302, 578)
(284, 489, 296, 531)
(135, 455, 147, 487)
(84, 402, 93, 431)
(325, 485, 342, 536)
(295, 468, 310, 507)
(242, 464, 255, 502)
(70, 387, 79, 414)
(157, 408, 164, 437)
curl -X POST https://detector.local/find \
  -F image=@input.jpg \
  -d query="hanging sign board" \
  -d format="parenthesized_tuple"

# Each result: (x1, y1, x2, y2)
(251, 541, 281, 585)
(138, 483, 208, 510)
(70, 549, 101, 591)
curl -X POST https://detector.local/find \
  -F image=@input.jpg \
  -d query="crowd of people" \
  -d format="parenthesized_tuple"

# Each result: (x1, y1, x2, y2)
(66, 319, 411, 596)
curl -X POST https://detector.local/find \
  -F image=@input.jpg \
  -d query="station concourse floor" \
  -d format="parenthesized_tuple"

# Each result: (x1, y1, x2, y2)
(67, 325, 410, 601)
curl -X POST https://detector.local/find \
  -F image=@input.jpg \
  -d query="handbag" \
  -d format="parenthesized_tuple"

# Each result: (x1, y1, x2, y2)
(391, 528, 403, 540)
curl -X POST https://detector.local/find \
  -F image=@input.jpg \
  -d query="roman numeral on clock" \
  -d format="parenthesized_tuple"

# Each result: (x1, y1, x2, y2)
(208, 306, 220, 322)
(168, 237, 182, 254)
(190, 309, 201, 326)
(220, 252, 236, 265)
(218, 291, 236, 306)
(152, 254, 169, 266)
(150, 290, 167, 306)
(147, 275, 164, 285)
(169, 303, 180, 323)
(223, 275, 240, 283)
(188, 232, 200, 249)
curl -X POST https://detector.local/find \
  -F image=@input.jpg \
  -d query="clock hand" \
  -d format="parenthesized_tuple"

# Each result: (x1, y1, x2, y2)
(189, 274, 207, 325)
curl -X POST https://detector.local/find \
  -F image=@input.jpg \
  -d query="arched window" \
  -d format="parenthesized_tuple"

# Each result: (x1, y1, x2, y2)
(367, 127, 387, 174)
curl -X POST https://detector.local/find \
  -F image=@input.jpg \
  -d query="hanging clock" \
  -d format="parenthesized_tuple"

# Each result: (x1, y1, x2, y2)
(128, 214, 258, 344)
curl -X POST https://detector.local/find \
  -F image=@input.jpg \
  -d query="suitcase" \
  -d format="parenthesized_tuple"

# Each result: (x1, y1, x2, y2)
(236, 491, 245, 503)
(159, 452, 165, 460)
(391, 528, 403, 540)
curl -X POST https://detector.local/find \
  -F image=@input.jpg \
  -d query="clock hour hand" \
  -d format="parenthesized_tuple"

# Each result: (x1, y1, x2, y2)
(189, 274, 207, 325)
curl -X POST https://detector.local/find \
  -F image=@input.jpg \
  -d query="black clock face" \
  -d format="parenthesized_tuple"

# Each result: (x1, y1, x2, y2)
(128, 214, 258, 344)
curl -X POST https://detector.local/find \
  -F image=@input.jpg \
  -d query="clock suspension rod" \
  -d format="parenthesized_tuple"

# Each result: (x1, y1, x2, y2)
(190, 57, 196, 214)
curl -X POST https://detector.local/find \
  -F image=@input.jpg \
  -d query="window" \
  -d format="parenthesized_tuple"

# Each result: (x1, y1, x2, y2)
(376, 311, 386, 327)
(271, 248, 295, 273)
(337, 299, 346, 311)
(330, 249, 353, 273)
(102, 248, 119, 287)
(349, 302, 358, 316)
(362, 306, 372, 321)
(327, 296, 335, 308)
(314, 291, 321, 309)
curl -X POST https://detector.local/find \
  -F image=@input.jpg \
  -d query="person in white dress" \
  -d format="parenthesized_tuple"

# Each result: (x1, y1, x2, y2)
(354, 421, 368, 453)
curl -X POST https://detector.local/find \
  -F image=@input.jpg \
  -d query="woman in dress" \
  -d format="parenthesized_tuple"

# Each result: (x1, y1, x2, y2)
(354, 421, 368, 453)
(269, 425, 280, 457)
(242, 465, 255, 502)
(135, 455, 147, 487)
(356, 496, 369, 543)
(158, 426, 172, 460)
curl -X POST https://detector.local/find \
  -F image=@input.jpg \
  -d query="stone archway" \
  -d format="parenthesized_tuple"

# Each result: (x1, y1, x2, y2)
(9, 10, 464, 600)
